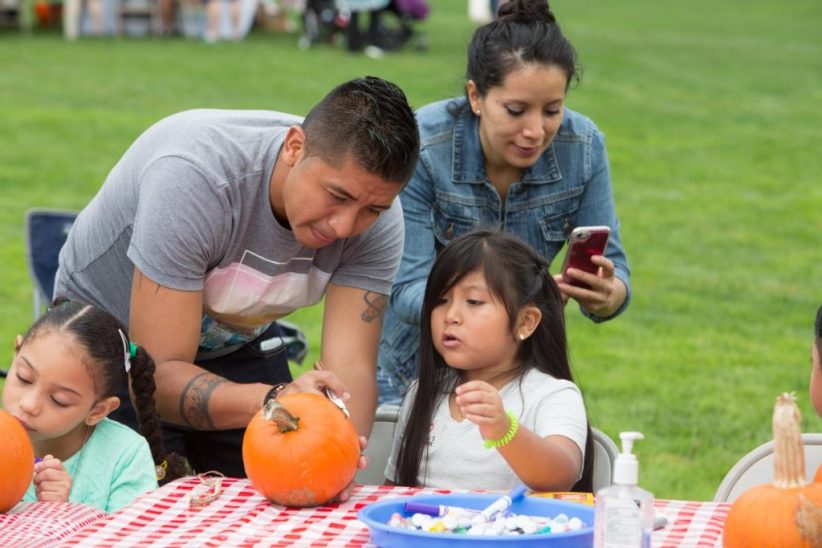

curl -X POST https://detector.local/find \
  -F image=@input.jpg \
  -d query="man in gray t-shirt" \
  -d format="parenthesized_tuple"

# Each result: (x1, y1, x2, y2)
(54, 77, 420, 491)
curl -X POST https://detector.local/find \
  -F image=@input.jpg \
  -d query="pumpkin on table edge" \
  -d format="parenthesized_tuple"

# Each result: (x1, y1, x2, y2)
(242, 392, 360, 507)
(723, 393, 822, 548)
(0, 408, 35, 513)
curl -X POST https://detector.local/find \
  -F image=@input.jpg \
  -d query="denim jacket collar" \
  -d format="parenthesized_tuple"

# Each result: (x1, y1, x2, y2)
(451, 102, 563, 186)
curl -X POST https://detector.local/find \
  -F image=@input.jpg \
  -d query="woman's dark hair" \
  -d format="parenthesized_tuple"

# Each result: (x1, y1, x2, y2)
(23, 298, 187, 485)
(394, 229, 593, 491)
(466, 0, 579, 98)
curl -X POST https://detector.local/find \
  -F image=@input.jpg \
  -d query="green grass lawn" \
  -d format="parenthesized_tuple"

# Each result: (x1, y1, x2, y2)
(1, 0, 821, 502)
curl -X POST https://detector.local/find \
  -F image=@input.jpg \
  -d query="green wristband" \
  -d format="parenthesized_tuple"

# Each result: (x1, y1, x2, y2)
(484, 411, 519, 449)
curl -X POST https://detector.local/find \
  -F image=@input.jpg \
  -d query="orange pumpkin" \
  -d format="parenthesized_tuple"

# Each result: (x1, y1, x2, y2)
(723, 393, 822, 547)
(0, 408, 35, 513)
(242, 393, 360, 507)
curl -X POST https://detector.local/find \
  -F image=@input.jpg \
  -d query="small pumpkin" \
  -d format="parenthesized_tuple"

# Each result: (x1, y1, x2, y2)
(723, 393, 822, 547)
(0, 408, 35, 513)
(242, 392, 360, 507)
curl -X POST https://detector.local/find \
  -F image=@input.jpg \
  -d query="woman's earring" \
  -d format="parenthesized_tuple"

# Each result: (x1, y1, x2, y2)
(519, 333, 526, 341)
(475, 110, 481, 116)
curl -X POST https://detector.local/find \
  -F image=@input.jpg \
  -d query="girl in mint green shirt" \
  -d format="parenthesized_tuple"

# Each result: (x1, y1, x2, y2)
(2, 299, 187, 512)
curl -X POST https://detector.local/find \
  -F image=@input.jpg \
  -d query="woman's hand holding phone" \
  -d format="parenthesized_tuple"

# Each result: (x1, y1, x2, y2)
(555, 226, 626, 318)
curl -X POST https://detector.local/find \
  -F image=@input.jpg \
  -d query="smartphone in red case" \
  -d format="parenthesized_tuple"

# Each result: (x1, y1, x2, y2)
(560, 226, 610, 289)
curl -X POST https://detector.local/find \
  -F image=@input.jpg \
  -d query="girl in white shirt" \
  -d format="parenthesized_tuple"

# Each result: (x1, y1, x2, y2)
(386, 229, 593, 492)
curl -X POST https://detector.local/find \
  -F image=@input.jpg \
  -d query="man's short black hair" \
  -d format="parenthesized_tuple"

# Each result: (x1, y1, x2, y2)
(302, 76, 420, 186)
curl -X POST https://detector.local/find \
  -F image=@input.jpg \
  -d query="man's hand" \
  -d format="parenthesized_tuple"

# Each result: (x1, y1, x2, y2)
(276, 367, 368, 502)
(277, 370, 352, 402)
(33, 455, 72, 502)
(332, 435, 369, 503)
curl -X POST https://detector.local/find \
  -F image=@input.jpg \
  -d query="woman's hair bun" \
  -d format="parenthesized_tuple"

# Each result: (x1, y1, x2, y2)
(497, 0, 556, 24)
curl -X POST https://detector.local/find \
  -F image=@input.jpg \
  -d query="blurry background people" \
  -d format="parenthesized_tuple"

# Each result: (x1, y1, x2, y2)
(204, 0, 241, 42)
(63, 0, 102, 40)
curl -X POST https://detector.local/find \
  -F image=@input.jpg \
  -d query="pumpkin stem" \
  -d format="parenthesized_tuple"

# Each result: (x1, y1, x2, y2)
(262, 398, 299, 432)
(772, 392, 807, 489)
(797, 494, 822, 547)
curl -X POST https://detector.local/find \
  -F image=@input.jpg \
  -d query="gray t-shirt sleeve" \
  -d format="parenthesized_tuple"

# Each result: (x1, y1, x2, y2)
(128, 156, 232, 291)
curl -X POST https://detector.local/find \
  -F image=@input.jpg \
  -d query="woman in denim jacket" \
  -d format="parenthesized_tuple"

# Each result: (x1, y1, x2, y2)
(377, 0, 632, 405)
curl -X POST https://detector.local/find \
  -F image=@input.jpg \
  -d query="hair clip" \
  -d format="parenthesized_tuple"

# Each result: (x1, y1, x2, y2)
(816, 305, 822, 339)
(118, 329, 132, 373)
(155, 459, 168, 481)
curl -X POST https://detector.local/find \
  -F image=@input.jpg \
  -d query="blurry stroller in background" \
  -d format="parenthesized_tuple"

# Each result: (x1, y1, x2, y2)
(299, 0, 430, 53)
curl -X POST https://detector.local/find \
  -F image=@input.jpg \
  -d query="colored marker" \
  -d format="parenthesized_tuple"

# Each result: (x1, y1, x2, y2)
(478, 484, 528, 522)
(404, 501, 480, 517)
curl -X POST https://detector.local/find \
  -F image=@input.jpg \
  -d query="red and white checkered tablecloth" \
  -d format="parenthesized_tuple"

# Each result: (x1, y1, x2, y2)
(61, 477, 452, 547)
(4, 477, 731, 547)
(653, 498, 730, 547)
(0, 501, 106, 548)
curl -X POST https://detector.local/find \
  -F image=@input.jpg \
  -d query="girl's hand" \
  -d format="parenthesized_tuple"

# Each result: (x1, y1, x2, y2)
(454, 381, 509, 442)
(553, 255, 625, 318)
(33, 455, 72, 503)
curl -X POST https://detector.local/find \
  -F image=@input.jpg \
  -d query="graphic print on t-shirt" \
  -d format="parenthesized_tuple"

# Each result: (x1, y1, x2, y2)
(199, 249, 331, 352)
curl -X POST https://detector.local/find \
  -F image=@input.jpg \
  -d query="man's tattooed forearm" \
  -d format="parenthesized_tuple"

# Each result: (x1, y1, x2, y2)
(361, 291, 388, 323)
(179, 372, 223, 430)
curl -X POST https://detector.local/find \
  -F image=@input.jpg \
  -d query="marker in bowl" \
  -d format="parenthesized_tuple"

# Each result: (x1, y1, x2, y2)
(404, 501, 480, 518)
(477, 484, 528, 523)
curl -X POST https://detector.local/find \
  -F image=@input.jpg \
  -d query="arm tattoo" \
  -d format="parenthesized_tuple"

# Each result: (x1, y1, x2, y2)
(179, 372, 224, 430)
(361, 291, 388, 323)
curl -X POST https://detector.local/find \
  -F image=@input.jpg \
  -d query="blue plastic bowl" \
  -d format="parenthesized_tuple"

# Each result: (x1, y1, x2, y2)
(357, 493, 594, 547)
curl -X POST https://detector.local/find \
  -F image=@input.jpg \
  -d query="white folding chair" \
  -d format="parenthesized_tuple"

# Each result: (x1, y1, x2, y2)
(713, 433, 822, 502)
(592, 428, 619, 492)
(354, 410, 621, 491)
(355, 405, 400, 485)
(24, 208, 79, 321)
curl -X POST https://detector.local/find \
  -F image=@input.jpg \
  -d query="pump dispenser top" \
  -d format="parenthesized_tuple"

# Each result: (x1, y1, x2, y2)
(613, 431, 644, 486)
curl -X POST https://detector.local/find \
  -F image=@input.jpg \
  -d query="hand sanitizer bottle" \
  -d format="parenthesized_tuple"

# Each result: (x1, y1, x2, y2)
(593, 432, 654, 548)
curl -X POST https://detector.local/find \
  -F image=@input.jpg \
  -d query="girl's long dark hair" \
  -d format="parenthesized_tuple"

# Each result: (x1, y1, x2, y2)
(394, 230, 593, 491)
(24, 298, 187, 485)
